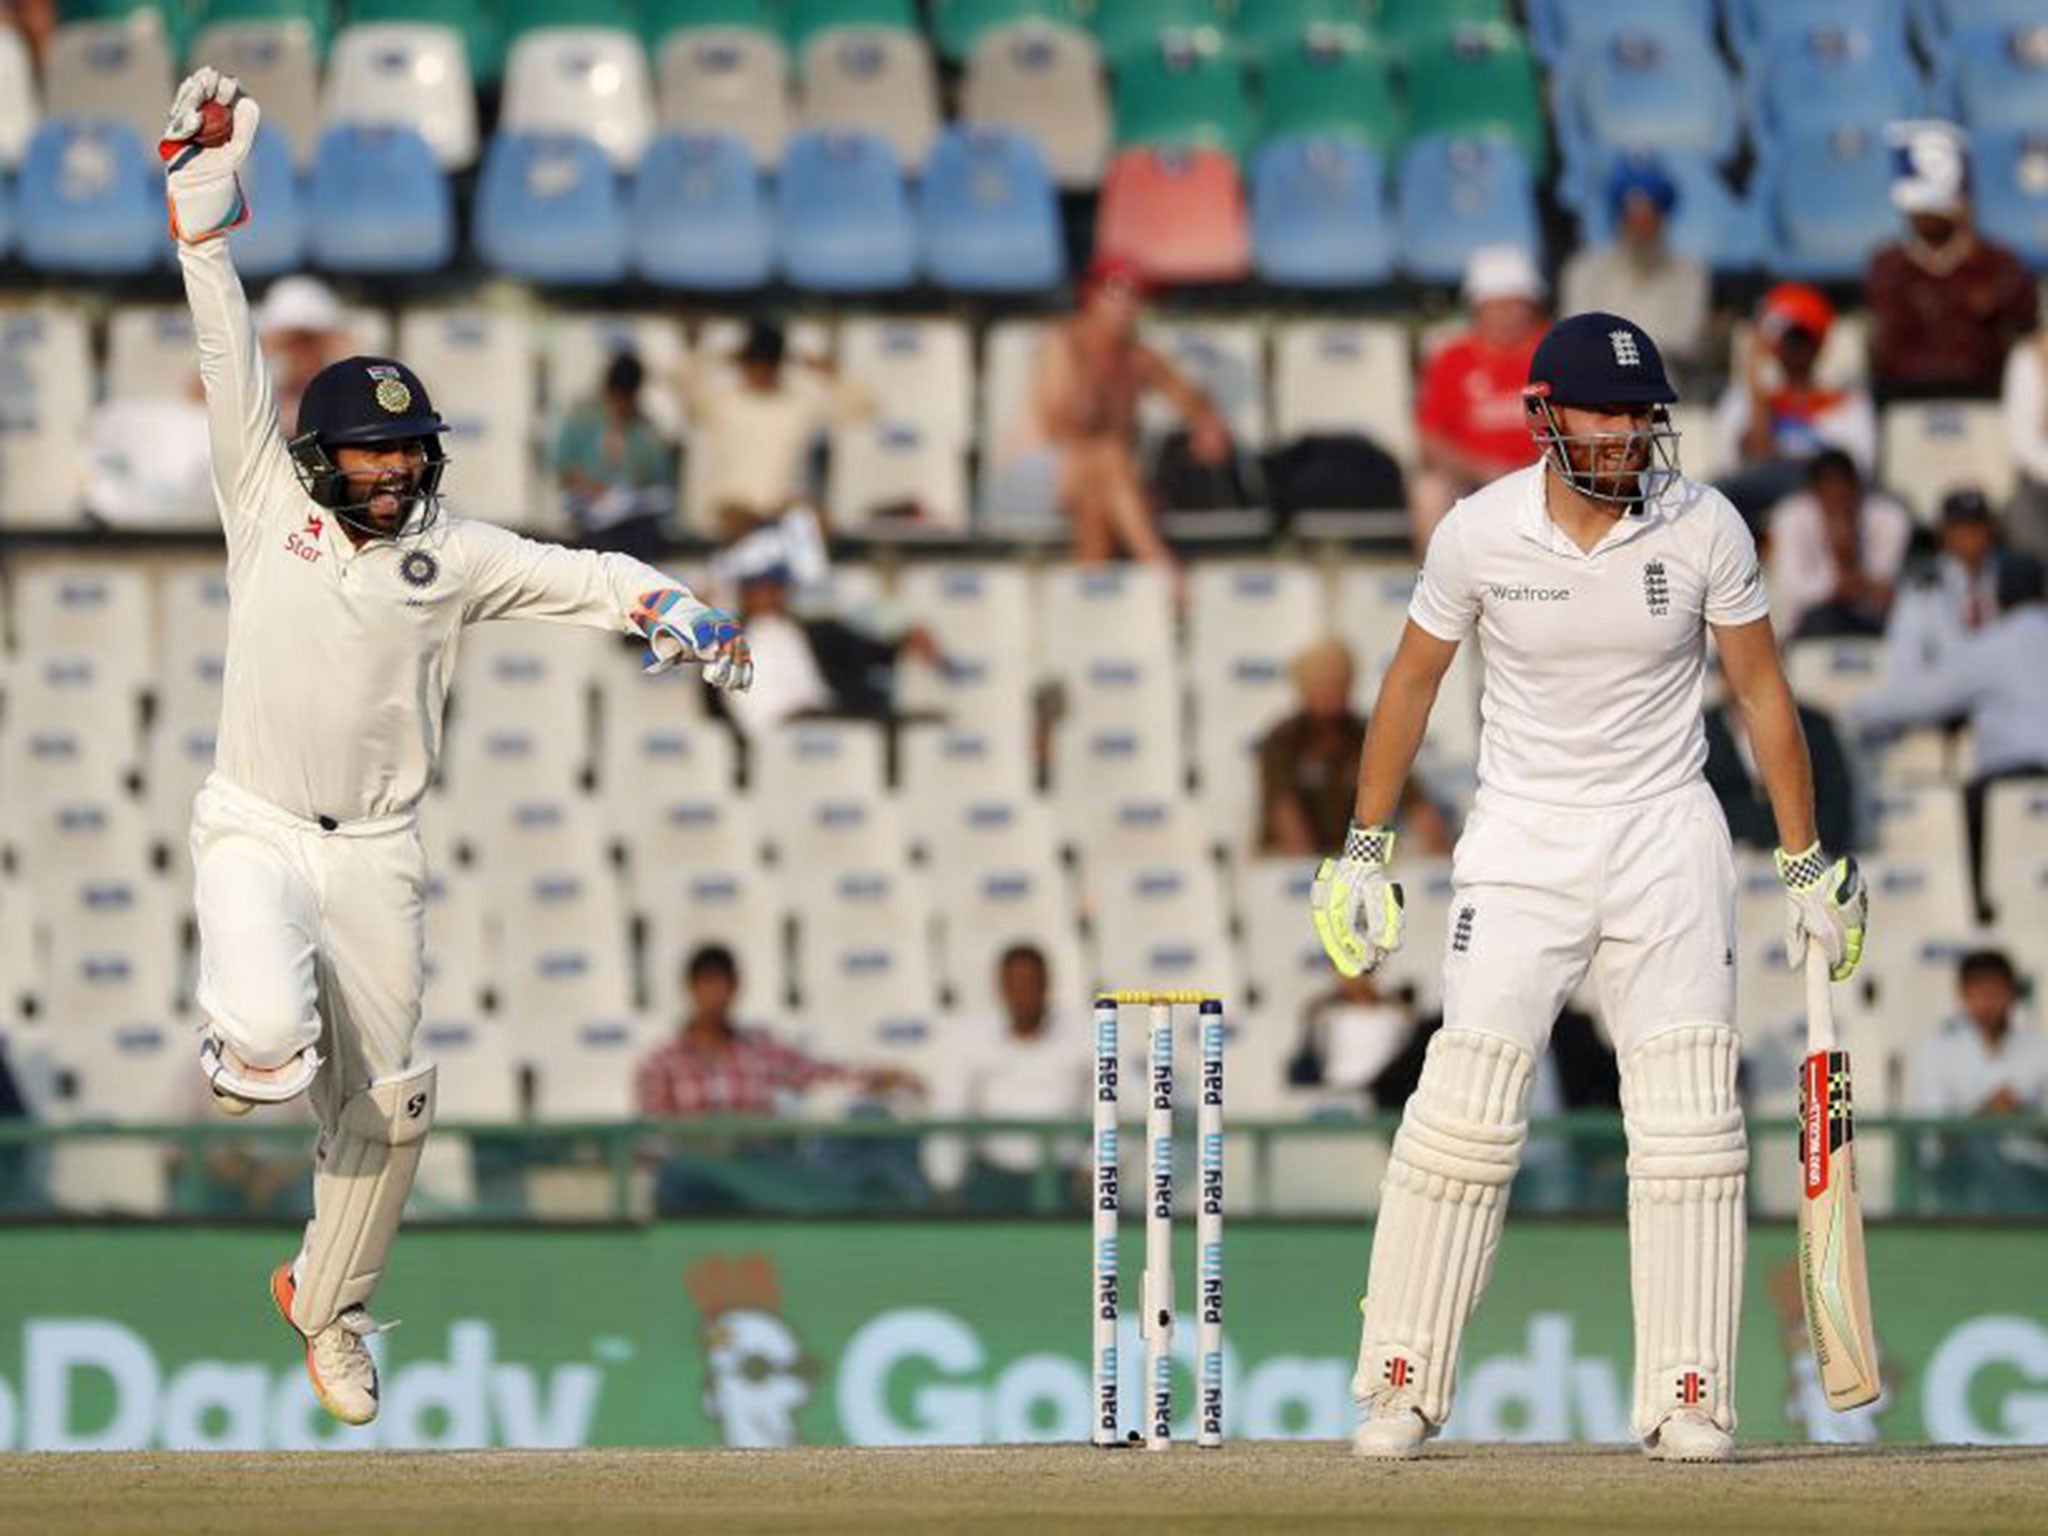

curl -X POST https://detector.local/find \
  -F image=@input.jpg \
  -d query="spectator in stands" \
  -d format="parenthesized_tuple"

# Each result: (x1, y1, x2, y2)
(677, 319, 872, 548)
(1910, 949, 2048, 1215)
(1853, 554, 2048, 921)
(1410, 244, 1547, 552)
(635, 945, 924, 1213)
(83, 374, 213, 529)
(1288, 971, 1422, 1105)
(1256, 637, 1449, 858)
(1765, 450, 1913, 641)
(716, 555, 946, 741)
(997, 255, 1230, 581)
(1713, 284, 1877, 530)
(1704, 691, 1857, 854)
(1885, 489, 2008, 674)
(550, 350, 675, 560)
(1998, 329, 2048, 561)
(256, 275, 352, 433)
(1868, 120, 2038, 400)
(1559, 155, 1711, 379)
(932, 944, 1089, 1213)
(2, 0, 55, 63)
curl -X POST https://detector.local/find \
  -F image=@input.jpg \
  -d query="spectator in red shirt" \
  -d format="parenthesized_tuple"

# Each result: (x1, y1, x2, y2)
(1410, 244, 1548, 551)
(1867, 120, 2038, 400)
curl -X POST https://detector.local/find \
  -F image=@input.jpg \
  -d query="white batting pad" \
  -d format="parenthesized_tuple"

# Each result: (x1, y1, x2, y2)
(290, 1059, 436, 1335)
(1621, 1023, 1747, 1440)
(1353, 1028, 1534, 1425)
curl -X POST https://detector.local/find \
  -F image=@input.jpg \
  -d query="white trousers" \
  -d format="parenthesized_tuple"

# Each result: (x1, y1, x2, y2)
(190, 774, 426, 1126)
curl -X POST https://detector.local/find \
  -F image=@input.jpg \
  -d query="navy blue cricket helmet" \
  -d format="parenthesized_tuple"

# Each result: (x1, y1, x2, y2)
(1522, 312, 1681, 509)
(289, 355, 450, 538)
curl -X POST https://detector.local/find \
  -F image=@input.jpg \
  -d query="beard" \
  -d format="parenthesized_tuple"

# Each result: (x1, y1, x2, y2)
(1563, 436, 1651, 499)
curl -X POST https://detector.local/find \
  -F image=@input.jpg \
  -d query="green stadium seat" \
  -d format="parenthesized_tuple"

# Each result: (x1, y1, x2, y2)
(192, 0, 333, 52)
(1404, 21, 1546, 171)
(781, 0, 916, 53)
(933, 0, 1082, 61)
(1232, 0, 1371, 61)
(1377, 0, 1511, 52)
(497, 0, 639, 42)
(1090, 0, 1227, 66)
(1257, 28, 1399, 152)
(1114, 29, 1248, 158)
(641, 0, 779, 51)
(347, 0, 504, 84)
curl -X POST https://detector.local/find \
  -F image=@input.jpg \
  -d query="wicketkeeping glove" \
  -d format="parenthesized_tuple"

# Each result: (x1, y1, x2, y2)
(1310, 821, 1406, 978)
(633, 588, 754, 692)
(1775, 842, 1867, 982)
(160, 68, 259, 243)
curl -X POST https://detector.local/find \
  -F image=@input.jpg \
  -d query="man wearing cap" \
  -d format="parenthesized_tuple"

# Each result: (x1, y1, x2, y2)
(256, 273, 353, 433)
(1868, 119, 2037, 400)
(161, 69, 754, 1426)
(1411, 244, 1549, 550)
(1310, 311, 1867, 1462)
(1559, 154, 1710, 376)
(1885, 487, 2008, 674)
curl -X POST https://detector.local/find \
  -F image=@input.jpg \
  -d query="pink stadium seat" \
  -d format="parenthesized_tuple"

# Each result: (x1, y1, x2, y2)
(1092, 146, 1250, 283)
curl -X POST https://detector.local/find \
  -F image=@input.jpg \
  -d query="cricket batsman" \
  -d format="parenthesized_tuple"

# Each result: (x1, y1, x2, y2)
(161, 70, 754, 1424)
(1309, 311, 1868, 1462)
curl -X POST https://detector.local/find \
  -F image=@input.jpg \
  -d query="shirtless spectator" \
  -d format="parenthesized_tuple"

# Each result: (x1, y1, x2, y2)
(997, 255, 1229, 574)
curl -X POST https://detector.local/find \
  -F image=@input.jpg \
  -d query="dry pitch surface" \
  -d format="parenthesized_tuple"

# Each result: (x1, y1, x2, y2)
(1, 1443, 2043, 1536)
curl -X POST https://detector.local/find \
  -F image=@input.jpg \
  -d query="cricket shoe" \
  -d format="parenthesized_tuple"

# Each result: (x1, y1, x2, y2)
(271, 1262, 386, 1426)
(1352, 1405, 1432, 1460)
(1643, 1411, 1734, 1463)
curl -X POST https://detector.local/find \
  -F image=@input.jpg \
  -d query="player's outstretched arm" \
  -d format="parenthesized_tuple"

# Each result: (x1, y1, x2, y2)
(163, 69, 297, 532)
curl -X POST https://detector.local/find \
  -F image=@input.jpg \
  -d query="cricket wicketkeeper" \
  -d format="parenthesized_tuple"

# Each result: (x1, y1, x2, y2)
(161, 70, 754, 1424)
(1310, 311, 1870, 1461)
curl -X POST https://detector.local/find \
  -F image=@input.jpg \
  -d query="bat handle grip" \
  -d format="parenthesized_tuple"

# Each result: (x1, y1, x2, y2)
(1804, 938, 1837, 1052)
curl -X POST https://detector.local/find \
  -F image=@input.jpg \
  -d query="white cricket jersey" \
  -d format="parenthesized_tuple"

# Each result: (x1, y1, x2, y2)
(1408, 462, 1769, 807)
(182, 238, 687, 824)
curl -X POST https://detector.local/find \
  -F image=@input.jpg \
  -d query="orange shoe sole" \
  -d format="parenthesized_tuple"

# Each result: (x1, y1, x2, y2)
(272, 1262, 376, 1427)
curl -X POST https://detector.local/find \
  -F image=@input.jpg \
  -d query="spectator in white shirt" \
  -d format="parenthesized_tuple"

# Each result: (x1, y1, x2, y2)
(1883, 488, 2007, 675)
(1910, 949, 2048, 1214)
(1998, 330, 2048, 561)
(1559, 155, 1711, 379)
(1766, 449, 1914, 641)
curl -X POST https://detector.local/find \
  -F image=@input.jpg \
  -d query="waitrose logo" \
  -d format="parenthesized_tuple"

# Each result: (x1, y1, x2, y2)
(1489, 583, 1573, 602)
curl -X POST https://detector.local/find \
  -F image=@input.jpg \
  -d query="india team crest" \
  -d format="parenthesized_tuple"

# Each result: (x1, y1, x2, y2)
(399, 549, 439, 588)
(366, 363, 413, 415)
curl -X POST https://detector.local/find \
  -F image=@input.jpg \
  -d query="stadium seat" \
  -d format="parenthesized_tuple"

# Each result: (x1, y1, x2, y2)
(961, 19, 1111, 190)
(1527, 0, 1714, 62)
(1089, 0, 1225, 66)
(923, 794, 1062, 892)
(475, 131, 629, 284)
(1753, 126, 1896, 282)
(1088, 859, 1237, 1001)
(1730, 0, 1910, 58)
(1069, 793, 1205, 871)
(543, 310, 690, 432)
(641, 865, 788, 1016)
(501, 26, 655, 171)
(1784, 637, 1885, 717)
(1094, 146, 1250, 284)
(1969, 128, 2048, 270)
(528, 1017, 647, 1118)
(1112, 28, 1247, 157)
(14, 561, 152, 672)
(1753, 23, 1925, 137)
(156, 561, 232, 717)
(782, 0, 917, 54)
(1982, 778, 2048, 932)
(1188, 564, 1325, 843)
(497, 0, 635, 41)
(455, 618, 604, 729)
(640, 0, 776, 50)
(28, 1020, 188, 1215)
(1394, 134, 1540, 286)
(775, 793, 910, 875)
(17, 121, 159, 277)
(1272, 319, 1416, 463)
(800, 23, 939, 174)
(323, 23, 480, 171)
(1404, 21, 1547, 174)
(795, 925, 941, 1065)
(0, 310, 92, 527)
(307, 124, 452, 273)
(1878, 400, 2015, 513)
(938, 862, 1086, 1020)
(0, 24, 34, 170)
(1050, 696, 1184, 827)
(347, 0, 502, 86)
(774, 128, 916, 292)
(1330, 561, 1421, 679)
(192, 0, 331, 47)
(631, 130, 775, 290)
(1555, 32, 1741, 167)
(616, 762, 761, 890)
(894, 560, 1037, 715)
(225, 123, 309, 278)
(1376, 0, 1507, 49)
(899, 729, 1036, 848)
(752, 718, 888, 807)
(187, 20, 320, 165)
(830, 419, 971, 532)
(838, 318, 974, 448)
(443, 717, 585, 809)
(1233, 0, 1371, 62)
(918, 124, 1064, 293)
(1139, 319, 1267, 448)
(1944, 25, 2048, 134)
(1038, 563, 1175, 681)
(1250, 135, 1394, 288)
(1560, 149, 1762, 273)
(491, 861, 634, 1032)
(394, 306, 534, 521)
(1233, 856, 1330, 1069)
(415, 1016, 521, 1122)
(1256, 27, 1399, 153)
(44, 20, 174, 148)
(3, 785, 152, 887)
(933, 0, 1082, 61)
(656, 26, 790, 168)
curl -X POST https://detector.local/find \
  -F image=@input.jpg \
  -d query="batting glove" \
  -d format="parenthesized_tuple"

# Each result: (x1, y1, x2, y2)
(1775, 842, 1867, 983)
(1310, 821, 1405, 978)
(634, 588, 753, 692)
(160, 69, 259, 243)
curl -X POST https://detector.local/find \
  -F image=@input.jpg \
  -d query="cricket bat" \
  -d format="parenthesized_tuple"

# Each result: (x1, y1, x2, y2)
(1797, 941, 1882, 1410)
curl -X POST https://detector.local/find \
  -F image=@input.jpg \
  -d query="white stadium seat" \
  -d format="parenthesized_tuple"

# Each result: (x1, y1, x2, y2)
(1140, 319, 1268, 451)
(455, 616, 606, 727)
(750, 718, 888, 808)
(829, 419, 970, 533)
(543, 310, 690, 437)
(23, 1019, 189, 1216)
(1879, 400, 2013, 515)
(774, 793, 909, 874)
(1331, 562, 1416, 682)
(189, 21, 322, 166)
(0, 310, 94, 528)
(417, 1015, 523, 1122)
(491, 862, 634, 1037)
(11, 562, 153, 678)
(1867, 786, 1973, 926)
(1038, 564, 1175, 682)
(1089, 858, 1237, 1002)
(501, 27, 655, 170)
(794, 926, 940, 1064)
(1234, 858, 1334, 1098)
(961, 20, 1109, 189)
(641, 864, 788, 1017)
(465, 794, 611, 880)
(530, 1016, 649, 1119)
(1785, 637, 1885, 716)
(838, 317, 974, 448)
(423, 863, 490, 1018)
(1272, 319, 1416, 465)
(800, 24, 940, 174)
(0, 23, 37, 169)
(900, 726, 1037, 856)
(44, 19, 173, 149)
(32, 868, 180, 1024)
(324, 23, 480, 171)
(658, 27, 792, 168)
(2, 789, 152, 887)
(106, 306, 198, 401)
(395, 307, 535, 526)
(1983, 779, 2048, 932)
(940, 865, 1087, 1021)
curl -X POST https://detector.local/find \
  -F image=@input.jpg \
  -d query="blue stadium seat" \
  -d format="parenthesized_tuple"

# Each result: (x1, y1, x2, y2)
(18, 120, 159, 275)
(918, 124, 1063, 292)
(1753, 23, 1925, 137)
(775, 128, 916, 291)
(1527, 0, 1714, 63)
(0, 174, 13, 260)
(1731, 0, 1909, 59)
(1942, 26, 2048, 133)
(1556, 31, 1741, 167)
(1969, 129, 2048, 270)
(1914, 0, 2048, 48)
(227, 123, 309, 278)
(1250, 134, 1394, 288)
(1755, 126, 1897, 281)
(631, 130, 773, 289)
(1560, 149, 1762, 273)
(475, 131, 628, 283)
(1394, 134, 1539, 285)
(307, 124, 452, 273)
